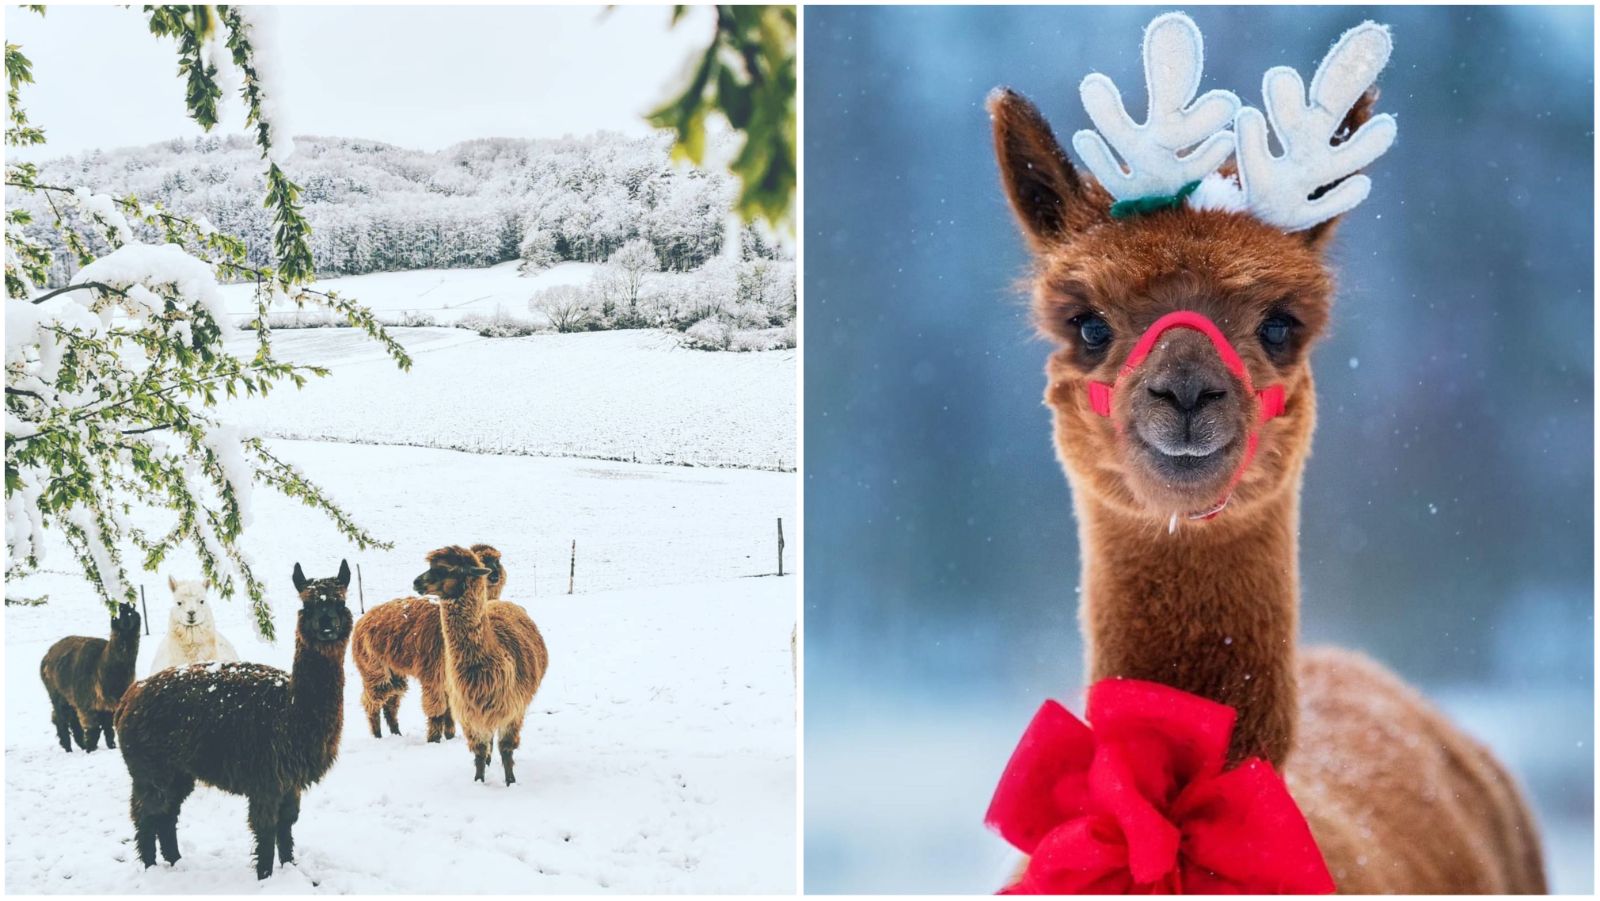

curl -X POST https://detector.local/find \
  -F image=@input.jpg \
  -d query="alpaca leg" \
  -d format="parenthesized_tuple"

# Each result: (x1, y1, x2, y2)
(130, 780, 160, 868)
(66, 709, 85, 749)
(360, 674, 398, 739)
(247, 794, 280, 879)
(48, 696, 73, 752)
(155, 775, 193, 865)
(444, 708, 456, 740)
(98, 711, 117, 749)
(421, 681, 451, 743)
(130, 771, 187, 868)
(383, 694, 402, 736)
(276, 792, 301, 865)
(498, 718, 523, 786)
(466, 730, 492, 782)
(79, 709, 101, 752)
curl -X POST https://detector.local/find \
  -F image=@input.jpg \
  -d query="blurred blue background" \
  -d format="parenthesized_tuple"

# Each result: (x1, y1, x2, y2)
(803, 5, 1593, 893)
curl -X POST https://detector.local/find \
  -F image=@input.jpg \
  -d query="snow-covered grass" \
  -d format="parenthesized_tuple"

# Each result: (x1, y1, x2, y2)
(217, 260, 598, 328)
(219, 328, 795, 471)
(6, 439, 796, 893)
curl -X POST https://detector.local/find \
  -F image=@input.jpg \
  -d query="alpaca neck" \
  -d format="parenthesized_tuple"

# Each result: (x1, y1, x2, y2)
(289, 632, 346, 739)
(440, 580, 494, 660)
(102, 630, 139, 682)
(1076, 483, 1301, 766)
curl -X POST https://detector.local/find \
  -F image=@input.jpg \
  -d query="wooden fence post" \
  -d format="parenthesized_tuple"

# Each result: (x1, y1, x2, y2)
(139, 584, 150, 635)
(777, 517, 785, 577)
(356, 564, 366, 614)
(568, 540, 576, 595)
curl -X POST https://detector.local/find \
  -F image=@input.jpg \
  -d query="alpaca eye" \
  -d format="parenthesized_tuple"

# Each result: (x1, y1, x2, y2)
(1259, 315, 1294, 350)
(1075, 315, 1112, 350)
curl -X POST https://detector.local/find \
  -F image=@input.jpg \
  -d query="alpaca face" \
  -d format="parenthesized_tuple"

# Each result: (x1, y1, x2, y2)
(988, 89, 1354, 523)
(1035, 220, 1331, 520)
(166, 576, 214, 633)
(414, 546, 492, 600)
(469, 544, 506, 599)
(292, 560, 353, 643)
(110, 602, 141, 637)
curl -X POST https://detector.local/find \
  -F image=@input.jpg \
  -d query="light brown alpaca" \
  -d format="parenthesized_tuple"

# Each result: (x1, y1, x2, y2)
(351, 544, 507, 742)
(413, 545, 548, 784)
(986, 15, 1544, 894)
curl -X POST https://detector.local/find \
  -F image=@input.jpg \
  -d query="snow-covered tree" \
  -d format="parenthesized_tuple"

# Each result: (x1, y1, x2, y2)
(5, 7, 407, 639)
(530, 284, 595, 333)
(595, 238, 661, 327)
(518, 228, 559, 271)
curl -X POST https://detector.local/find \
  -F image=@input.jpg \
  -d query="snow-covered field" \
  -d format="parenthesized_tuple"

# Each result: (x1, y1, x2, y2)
(6, 262, 797, 893)
(219, 327, 795, 471)
(218, 261, 599, 326)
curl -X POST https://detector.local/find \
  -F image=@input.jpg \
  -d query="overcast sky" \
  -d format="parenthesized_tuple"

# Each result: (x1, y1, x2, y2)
(6, 5, 715, 160)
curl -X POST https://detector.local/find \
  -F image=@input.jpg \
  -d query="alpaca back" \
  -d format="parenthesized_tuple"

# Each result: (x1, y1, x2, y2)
(487, 601, 548, 699)
(41, 635, 135, 712)
(1287, 648, 1546, 893)
(117, 660, 344, 798)
(444, 599, 548, 731)
(352, 597, 447, 683)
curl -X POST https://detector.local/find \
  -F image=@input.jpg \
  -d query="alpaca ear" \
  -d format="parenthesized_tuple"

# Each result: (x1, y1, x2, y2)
(469, 566, 492, 577)
(988, 87, 1103, 249)
(337, 559, 352, 588)
(168, 574, 177, 592)
(292, 562, 308, 593)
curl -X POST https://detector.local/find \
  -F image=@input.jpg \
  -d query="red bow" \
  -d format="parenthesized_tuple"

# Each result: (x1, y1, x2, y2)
(985, 679, 1334, 894)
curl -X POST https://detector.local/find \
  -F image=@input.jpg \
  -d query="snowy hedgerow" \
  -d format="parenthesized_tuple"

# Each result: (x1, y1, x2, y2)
(459, 305, 540, 338)
(682, 315, 732, 351)
(6, 9, 408, 639)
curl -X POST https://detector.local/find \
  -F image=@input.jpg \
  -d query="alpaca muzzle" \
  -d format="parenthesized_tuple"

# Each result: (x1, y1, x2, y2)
(1088, 310, 1286, 520)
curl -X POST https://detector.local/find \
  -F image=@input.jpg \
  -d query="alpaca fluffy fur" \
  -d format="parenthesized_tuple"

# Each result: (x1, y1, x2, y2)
(988, 87, 1545, 892)
(148, 576, 239, 675)
(115, 562, 354, 879)
(39, 603, 141, 752)
(413, 545, 547, 785)
(352, 544, 505, 742)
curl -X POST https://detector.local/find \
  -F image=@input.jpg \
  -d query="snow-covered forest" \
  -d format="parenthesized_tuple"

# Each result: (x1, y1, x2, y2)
(14, 131, 774, 278)
(10, 132, 797, 350)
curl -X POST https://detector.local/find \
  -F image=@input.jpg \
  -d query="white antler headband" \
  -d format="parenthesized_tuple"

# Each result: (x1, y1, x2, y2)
(1073, 12, 1397, 232)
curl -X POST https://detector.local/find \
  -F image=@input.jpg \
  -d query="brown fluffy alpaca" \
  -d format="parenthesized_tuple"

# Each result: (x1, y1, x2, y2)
(413, 545, 547, 784)
(351, 544, 506, 741)
(39, 602, 141, 752)
(115, 561, 354, 879)
(987, 85, 1546, 892)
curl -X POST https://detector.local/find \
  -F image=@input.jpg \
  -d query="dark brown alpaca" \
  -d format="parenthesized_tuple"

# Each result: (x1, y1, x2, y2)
(115, 561, 353, 880)
(39, 602, 141, 752)
(987, 15, 1544, 894)
(414, 545, 547, 784)
(352, 544, 506, 741)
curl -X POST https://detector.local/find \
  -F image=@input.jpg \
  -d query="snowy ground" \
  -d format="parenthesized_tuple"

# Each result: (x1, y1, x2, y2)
(6, 260, 797, 892)
(218, 261, 599, 327)
(219, 328, 795, 471)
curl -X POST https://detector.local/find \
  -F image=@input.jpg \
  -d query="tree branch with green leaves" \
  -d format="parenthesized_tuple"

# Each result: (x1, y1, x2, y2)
(6, 6, 407, 639)
(648, 5, 796, 230)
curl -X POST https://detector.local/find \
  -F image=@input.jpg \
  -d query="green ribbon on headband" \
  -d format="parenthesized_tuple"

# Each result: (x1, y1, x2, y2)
(1109, 179, 1201, 220)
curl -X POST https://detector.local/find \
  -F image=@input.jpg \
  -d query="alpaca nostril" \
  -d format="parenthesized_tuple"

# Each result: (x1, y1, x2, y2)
(1147, 374, 1228, 413)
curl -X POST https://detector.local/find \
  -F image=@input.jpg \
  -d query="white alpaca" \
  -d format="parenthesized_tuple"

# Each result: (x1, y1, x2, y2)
(148, 576, 240, 675)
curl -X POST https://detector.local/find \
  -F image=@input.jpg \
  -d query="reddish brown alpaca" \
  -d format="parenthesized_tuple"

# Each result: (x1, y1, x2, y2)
(352, 544, 506, 741)
(988, 87, 1546, 893)
(414, 545, 548, 784)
